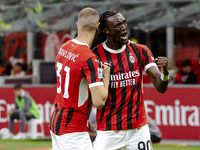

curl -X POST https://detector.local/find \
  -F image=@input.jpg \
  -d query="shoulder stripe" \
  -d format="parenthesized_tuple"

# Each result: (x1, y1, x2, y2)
(81, 67, 86, 78)
(87, 58, 96, 83)
(141, 47, 150, 65)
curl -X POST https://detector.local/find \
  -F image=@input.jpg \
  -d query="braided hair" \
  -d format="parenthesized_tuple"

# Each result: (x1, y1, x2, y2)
(91, 10, 118, 49)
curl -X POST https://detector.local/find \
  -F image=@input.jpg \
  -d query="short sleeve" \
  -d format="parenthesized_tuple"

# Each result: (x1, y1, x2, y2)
(138, 44, 157, 72)
(81, 56, 104, 88)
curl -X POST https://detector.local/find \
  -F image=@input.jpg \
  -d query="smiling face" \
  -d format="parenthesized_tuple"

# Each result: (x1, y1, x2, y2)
(105, 13, 128, 45)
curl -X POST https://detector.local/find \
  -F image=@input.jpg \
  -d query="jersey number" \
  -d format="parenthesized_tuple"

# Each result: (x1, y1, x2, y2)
(138, 140, 151, 150)
(56, 62, 70, 98)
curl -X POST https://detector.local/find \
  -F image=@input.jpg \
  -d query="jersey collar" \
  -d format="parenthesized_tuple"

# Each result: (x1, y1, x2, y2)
(72, 39, 89, 48)
(102, 41, 126, 54)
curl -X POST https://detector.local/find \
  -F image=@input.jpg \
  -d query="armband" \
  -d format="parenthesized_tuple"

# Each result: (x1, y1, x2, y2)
(160, 73, 169, 81)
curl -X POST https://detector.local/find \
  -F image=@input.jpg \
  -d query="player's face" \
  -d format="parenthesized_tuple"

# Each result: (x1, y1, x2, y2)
(14, 89, 22, 97)
(106, 13, 128, 44)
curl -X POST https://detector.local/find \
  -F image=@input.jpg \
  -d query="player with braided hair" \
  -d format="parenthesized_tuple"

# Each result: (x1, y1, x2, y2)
(92, 10, 169, 150)
(91, 10, 117, 49)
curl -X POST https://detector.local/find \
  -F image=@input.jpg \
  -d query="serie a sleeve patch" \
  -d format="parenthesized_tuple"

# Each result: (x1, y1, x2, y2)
(97, 68, 103, 79)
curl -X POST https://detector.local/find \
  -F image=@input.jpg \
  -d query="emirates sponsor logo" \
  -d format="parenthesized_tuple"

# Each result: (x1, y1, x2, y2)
(110, 70, 140, 88)
(110, 70, 140, 81)
(145, 99, 200, 126)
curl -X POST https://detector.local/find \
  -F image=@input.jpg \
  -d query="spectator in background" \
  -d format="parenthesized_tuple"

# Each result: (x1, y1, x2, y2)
(4, 84, 41, 139)
(175, 59, 197, 84)
(2, 62, 12, 75)
(26, 62, 33, 76)
(10, 62, 26, 77)
(0, 60, 6, 75)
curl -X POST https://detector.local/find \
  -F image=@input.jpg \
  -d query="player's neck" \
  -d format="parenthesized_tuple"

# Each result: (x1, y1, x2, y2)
(106, 38, 124, 50)
(76, 30, 96, 48)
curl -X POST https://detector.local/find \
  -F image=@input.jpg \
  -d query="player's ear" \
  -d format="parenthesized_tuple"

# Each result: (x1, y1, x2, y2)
(76, 22, 78, 28)
(96, 22, 100, 30)
(104, 28, 109, 35)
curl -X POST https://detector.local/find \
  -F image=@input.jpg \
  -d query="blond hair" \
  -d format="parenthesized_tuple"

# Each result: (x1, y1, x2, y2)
(78, 7, 99, 31)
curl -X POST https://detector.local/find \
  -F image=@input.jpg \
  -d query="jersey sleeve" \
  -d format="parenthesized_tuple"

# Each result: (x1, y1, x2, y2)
(81, 56, 104, 88)
(137, 44, 157, 72)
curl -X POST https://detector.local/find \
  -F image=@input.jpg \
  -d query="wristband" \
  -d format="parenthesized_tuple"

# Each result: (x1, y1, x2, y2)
(160, 73, 169, 81)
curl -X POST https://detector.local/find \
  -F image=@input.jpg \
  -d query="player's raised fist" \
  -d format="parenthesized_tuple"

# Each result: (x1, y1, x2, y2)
(155, 57, 168, 75)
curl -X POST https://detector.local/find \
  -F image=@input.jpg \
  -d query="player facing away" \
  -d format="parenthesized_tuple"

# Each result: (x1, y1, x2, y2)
(92, 11, 169, 150)
(49, 8, 110, 150)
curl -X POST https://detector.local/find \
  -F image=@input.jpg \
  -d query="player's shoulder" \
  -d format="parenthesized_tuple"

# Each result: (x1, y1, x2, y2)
(60, 40, 72, 48)
(92, 43, 103, 53)
(62, 39, 96, 59)
(133, 43, 150, 51)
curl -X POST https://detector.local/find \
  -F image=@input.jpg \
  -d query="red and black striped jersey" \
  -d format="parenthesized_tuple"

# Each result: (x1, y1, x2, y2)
(92, 42, 156, 131)
(50, 39, 103, 135)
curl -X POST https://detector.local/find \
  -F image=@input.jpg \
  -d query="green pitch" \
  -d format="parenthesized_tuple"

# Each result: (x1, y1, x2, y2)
(0, 139, 52, 150)
(153, 144, 200, 150)
(0, 139, 200, 150)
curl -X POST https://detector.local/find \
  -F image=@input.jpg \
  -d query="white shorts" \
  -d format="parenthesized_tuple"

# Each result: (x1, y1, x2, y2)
(50, 131, 94, 150)
(93, 124, 152, 150)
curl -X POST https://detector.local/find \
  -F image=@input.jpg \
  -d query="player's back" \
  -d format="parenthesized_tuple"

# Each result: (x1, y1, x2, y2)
(50, 39, 99, 135)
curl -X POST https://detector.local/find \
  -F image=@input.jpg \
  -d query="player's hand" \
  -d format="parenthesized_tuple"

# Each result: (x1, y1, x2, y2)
(6, 110, 13, 116)
(87, 126, 97, 142)
(155, 57, 168, 75)
(102, 63, 110, 78)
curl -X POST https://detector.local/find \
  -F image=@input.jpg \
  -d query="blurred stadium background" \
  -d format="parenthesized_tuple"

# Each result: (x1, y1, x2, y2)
(0, 0, 200, 149)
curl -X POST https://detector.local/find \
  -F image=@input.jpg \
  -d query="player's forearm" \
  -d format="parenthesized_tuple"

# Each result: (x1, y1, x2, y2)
(91, 75, 110, 109)
(155, 78, 168, 93)
(153, 72, 169, 93)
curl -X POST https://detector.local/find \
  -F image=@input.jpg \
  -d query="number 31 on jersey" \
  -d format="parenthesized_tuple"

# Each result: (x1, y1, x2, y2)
(56, 62, 70, 98)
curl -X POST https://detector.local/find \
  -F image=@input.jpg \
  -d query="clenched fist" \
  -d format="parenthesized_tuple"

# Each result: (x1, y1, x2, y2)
(155, 57, 168, 75)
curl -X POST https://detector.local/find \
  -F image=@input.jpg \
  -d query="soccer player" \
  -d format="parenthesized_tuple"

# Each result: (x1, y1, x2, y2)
(49, 7, 110, 150)
(92, 10, 169, 150)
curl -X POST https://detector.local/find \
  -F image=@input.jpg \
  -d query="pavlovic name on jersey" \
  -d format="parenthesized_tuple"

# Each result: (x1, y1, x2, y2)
(58, 48, 79, 62)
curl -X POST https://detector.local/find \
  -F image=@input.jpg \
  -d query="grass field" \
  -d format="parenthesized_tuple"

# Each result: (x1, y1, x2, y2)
(0, 139, 200, 150)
